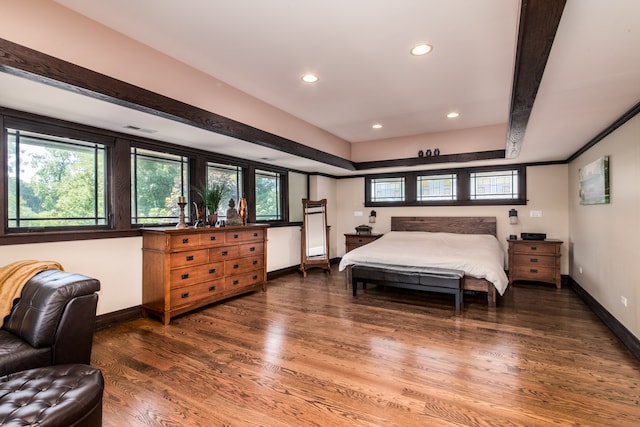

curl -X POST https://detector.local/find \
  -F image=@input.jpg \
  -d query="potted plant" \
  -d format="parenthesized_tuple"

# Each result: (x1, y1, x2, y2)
(195, 182, 227, 226)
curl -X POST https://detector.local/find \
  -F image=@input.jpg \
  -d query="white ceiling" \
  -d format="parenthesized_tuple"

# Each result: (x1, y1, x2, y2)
(2, 0, 639, 175)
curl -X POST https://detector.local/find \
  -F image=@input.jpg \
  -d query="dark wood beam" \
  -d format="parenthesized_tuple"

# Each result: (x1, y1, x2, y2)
(507, 0, 566, 158)
(354, 150, 505, 170)
(0, 37, 356, 171)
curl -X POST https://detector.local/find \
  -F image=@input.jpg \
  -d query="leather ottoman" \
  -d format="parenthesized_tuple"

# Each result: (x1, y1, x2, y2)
(0, 364, 103, 427)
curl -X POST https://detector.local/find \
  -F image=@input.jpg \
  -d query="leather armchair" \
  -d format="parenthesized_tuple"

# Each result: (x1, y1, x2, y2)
(0, 270, 100, 376)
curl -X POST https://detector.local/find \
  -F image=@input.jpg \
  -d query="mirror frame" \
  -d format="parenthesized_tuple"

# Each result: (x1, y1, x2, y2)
(299, 199, 331, 277)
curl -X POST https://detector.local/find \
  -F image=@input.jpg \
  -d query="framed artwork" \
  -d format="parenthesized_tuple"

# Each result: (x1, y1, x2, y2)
(579, 156, 609, 205)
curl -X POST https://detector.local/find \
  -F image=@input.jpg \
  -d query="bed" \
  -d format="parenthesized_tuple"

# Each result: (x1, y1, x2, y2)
(339, 216, 508, 310)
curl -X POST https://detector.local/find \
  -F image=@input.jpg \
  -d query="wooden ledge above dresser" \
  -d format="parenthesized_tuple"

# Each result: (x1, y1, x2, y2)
(142, 224, 269, 324)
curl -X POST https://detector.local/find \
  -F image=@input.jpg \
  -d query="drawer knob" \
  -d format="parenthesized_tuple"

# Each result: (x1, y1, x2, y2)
(253, 260, 258, 265)
(250, 247, 256, 252)
(253, 233, 258, 237)
(209, 286, 216, 291)
(181, 292, 189, 299)
(182, 238, 189, 244)
(221, 251, 228, 256)
(234, 234, 239, 239)
(210, 236, 216, 241)
(186, 255, 194, 261)
(530, 268, 538, 273)
(253, 275, 258, 280)
(233, 279, 239, 285)
(530, 246, 537, 250)
(181, 273, 189, 280)
(530, 258, 538, 263)
(233, 263, 239, 269)
(209, 268, 216, 274)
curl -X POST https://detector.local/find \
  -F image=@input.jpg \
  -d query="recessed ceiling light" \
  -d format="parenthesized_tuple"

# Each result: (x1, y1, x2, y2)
(372, 123, 383, 129)
(447, 112, 460, 118)
(410, 43, 433, 56)
(301, 73, 319, 83)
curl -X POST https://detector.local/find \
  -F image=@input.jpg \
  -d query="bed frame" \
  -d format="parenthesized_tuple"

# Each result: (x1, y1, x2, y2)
(346, 216, 499, 309)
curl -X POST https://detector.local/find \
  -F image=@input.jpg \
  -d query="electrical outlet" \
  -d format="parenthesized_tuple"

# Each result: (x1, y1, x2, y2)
(354, 211, 363, 217)
(529, 210, 543, 218)
(621, 296, 628, 307)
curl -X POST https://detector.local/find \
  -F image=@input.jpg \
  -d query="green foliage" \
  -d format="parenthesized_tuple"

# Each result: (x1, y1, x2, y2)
(255, 173, 280, 220)
(133, 156, 183, 222)
(194, 181, 228, 214)
(10, 140, 107, 227)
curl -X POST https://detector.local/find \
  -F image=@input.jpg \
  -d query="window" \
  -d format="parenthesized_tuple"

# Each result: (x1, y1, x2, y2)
(131, 147, 188, 225)
(417, 174, 457, 201)
(365, 166, 525, 207)
(470, 170, 518, 200)
(370, 177, 405, 202)
(207, 162, 242, 217)
(7, 128, 107, 229)
(255, 169, 283, 221)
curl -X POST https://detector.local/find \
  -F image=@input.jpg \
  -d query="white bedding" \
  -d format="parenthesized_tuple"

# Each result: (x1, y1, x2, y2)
(339, 231, 508, 295)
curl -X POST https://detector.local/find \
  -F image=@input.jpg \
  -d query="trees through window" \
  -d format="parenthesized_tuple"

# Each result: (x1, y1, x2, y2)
(7, 128, 107, 229)
(131, 147, 189, 225)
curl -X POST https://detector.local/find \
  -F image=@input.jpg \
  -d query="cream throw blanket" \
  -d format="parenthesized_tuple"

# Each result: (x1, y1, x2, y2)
(0, 260, 64, 322)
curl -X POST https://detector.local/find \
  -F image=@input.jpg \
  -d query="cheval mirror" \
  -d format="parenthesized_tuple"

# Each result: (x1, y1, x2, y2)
(299, 199, 331, 277)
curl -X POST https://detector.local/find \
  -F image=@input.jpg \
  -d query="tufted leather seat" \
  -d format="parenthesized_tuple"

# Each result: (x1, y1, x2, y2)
(0, 364, 103, 426)
(0, 270, 100, 376)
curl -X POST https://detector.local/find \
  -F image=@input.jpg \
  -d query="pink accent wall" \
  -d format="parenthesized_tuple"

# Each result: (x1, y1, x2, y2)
(2, 0, 508, 166)
(0, 0, 351, 158)
(350, 124, 507, 162)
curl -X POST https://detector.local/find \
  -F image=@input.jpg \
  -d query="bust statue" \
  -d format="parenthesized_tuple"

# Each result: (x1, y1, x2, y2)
(226, 198, 241, 225)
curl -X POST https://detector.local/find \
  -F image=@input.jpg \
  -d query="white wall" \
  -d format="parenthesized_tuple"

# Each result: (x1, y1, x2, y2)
(569, 114, 640, 339)
(0, 237, 142, 316)
(335, 164, 570, 273)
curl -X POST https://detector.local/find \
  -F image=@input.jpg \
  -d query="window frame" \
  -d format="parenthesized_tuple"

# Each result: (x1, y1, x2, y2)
(0, 109, 304, 244)
(130, 146, 190, 227)
(251, 165, 289, 224)
(365, 165, 527, 207)
(4, 116, 114, 233)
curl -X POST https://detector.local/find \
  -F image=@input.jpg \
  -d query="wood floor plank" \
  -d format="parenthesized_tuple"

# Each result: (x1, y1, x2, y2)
(92, 267, 640, 426)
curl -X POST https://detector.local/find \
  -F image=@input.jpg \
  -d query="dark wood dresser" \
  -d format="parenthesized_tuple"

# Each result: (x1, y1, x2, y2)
(142, 224, 268, 324)
(508, 239, 562, 288)
(344, 233, 382, 253)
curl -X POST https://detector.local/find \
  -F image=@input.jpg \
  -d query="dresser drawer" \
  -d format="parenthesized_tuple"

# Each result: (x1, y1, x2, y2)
(170, 249, 209, 268)
(511, 242, 558, 255)
(225, 256, 263, 275)
(239, 242, 263, 257)
(226, 270, 264, 289)
(345, 233, 382, 253)
(511, 254, 556, 268)
(170, 261, 224, 287)
(170, 279, 226, 308)
(510, 265, 557, 282)
(169, 233, 201, 250)
(211, 245, 241, 259)
(226, 229, 264, 243)
(199, 231, 225, 246)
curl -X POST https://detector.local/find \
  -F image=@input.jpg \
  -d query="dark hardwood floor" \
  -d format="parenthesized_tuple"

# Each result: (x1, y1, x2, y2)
(92, 266, 640, 426)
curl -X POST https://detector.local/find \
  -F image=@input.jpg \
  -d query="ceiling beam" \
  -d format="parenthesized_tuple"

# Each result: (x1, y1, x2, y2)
(506, 0, 566, 158)
(0, 37, 356, 171)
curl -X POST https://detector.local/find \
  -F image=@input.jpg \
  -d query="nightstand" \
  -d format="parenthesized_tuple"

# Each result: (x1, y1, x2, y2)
(508, 239, 562, 288)
(344, 233, 382, 253)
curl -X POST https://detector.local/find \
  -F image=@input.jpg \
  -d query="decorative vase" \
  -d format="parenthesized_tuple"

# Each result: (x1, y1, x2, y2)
(207, 213, 218, 227)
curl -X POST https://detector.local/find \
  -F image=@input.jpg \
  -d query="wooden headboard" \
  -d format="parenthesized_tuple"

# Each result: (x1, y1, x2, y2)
(391, 216, 497, 236)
